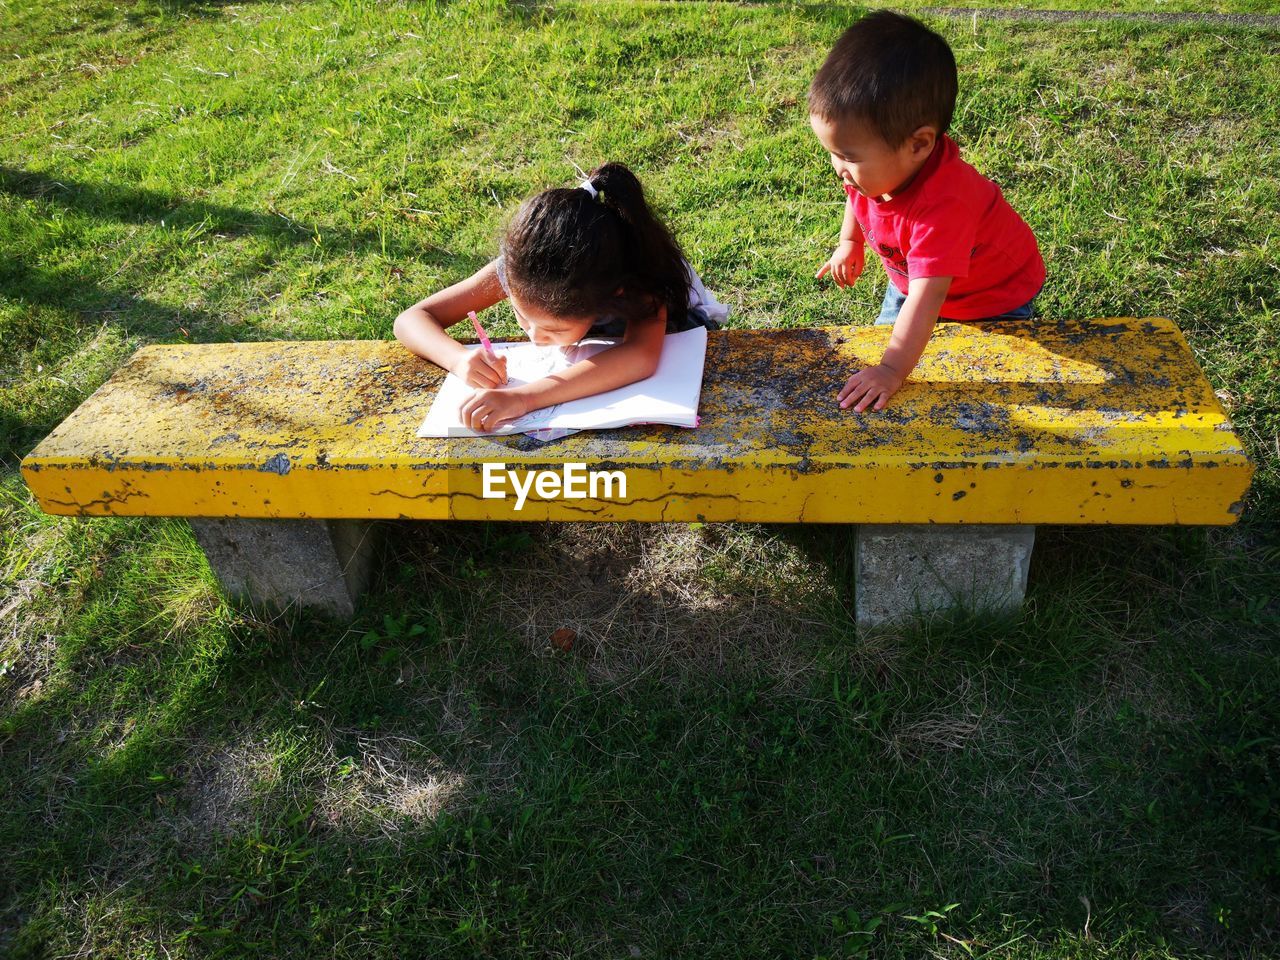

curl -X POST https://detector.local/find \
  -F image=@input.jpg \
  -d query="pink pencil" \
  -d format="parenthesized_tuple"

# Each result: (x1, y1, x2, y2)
(468, 310, 497, 359)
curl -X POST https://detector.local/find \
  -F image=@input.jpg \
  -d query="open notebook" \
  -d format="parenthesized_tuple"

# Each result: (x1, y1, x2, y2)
(416, 327, 708, 440)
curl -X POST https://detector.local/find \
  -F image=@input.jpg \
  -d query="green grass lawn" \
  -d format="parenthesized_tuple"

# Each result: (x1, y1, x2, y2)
(2, 1, 1279, 957)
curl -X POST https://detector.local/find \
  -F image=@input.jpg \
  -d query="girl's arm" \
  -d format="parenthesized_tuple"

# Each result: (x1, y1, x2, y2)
(393, 260, 509, 388)
(458, 308, 668, 433)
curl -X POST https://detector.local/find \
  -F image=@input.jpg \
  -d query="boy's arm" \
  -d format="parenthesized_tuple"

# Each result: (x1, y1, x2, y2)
(458, 311, 668, 432)
(837, 195, 863, 244)
(838, 275, 952, 412)
(817, 197, 865, 287)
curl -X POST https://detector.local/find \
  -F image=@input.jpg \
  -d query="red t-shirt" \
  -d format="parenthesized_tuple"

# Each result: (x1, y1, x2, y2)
(845, 135, 1045, 320)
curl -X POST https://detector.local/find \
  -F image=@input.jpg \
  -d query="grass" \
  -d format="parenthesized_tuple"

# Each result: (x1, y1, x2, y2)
(2, 1, 1279, 957)
(906, 2, 1280, 13)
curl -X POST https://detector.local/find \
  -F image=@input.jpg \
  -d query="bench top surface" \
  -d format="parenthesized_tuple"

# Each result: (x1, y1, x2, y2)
(22, 318, 1252, 524)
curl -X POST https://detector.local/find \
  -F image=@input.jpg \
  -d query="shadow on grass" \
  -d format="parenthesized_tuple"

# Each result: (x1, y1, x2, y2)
(0, 165, 490, 457)
(0, 165, 488, 323)
(0, 166, 402, 256)
(1, 511, 1278, 955)
(121, 0, 295, 26)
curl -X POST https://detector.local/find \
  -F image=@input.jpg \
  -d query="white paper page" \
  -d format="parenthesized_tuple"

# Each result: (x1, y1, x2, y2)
(416, 327, 708, 438)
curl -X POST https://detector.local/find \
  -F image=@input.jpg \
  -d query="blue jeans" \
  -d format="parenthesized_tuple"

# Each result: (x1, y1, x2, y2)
(875, 283, 1039, 326)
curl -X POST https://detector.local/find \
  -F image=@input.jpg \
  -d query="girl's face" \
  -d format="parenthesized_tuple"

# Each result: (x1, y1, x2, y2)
(508, 291, 595, 347)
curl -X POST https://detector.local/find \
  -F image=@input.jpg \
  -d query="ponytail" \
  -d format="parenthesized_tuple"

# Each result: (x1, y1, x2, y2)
(502, 162, 690, 328)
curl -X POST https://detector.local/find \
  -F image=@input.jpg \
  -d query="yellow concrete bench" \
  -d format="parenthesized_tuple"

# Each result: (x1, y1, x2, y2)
(21, 318, 1253, 624)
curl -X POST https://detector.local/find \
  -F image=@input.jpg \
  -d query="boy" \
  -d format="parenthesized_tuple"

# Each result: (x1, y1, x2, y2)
(809, 11, 1045, 412)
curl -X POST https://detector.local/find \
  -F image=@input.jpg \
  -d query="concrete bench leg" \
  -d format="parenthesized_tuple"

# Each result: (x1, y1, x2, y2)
(190, 518, 377, 617)
(854, 524, 1035, 628)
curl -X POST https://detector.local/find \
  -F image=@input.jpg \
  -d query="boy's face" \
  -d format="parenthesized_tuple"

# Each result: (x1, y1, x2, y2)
(809, 113, 936, 201)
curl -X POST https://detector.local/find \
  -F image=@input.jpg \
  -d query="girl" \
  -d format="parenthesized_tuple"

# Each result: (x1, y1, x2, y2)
(394, 162, 728, 433)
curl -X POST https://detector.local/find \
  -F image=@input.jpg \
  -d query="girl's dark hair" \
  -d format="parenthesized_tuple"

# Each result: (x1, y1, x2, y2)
(501, 162, 689, 328)
(808, 10, 957, 148)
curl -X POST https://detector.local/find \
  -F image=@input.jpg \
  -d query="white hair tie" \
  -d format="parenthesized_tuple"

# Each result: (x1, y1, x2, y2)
(578, 178, 598, 199)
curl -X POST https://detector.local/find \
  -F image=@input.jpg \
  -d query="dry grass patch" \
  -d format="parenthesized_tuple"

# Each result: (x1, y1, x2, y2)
(0, 518, 88, 709)
(665, 116, 747, 157)
(462, 521, 839, 689)
(313, 727, 470, 840)
(174, 732, 281, 844)
(175, 722, 476, 845)
(1094, 652, 1194, 728)
(888, 669, 1008, 760)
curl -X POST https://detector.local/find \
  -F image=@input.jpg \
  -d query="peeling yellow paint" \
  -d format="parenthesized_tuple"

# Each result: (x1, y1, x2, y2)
(21, 318, 1253, 524)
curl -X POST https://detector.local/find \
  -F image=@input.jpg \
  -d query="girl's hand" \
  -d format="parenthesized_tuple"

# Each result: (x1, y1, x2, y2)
(816, 240, 865, 289)
(459, 386, 530, 433)
(837, 363, 904, 413)
(451, 349, 508, 389)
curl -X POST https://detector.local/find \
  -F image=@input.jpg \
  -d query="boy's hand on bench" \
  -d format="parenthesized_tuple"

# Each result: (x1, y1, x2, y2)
(816, 240, 865, 289)
(837, 363, 904, 413)
(452, 349, 509, 389)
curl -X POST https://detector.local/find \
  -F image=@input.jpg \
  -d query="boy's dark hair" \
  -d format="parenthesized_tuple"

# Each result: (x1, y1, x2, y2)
(502, 162, 689, 329)
(808, 10, 957, 148)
